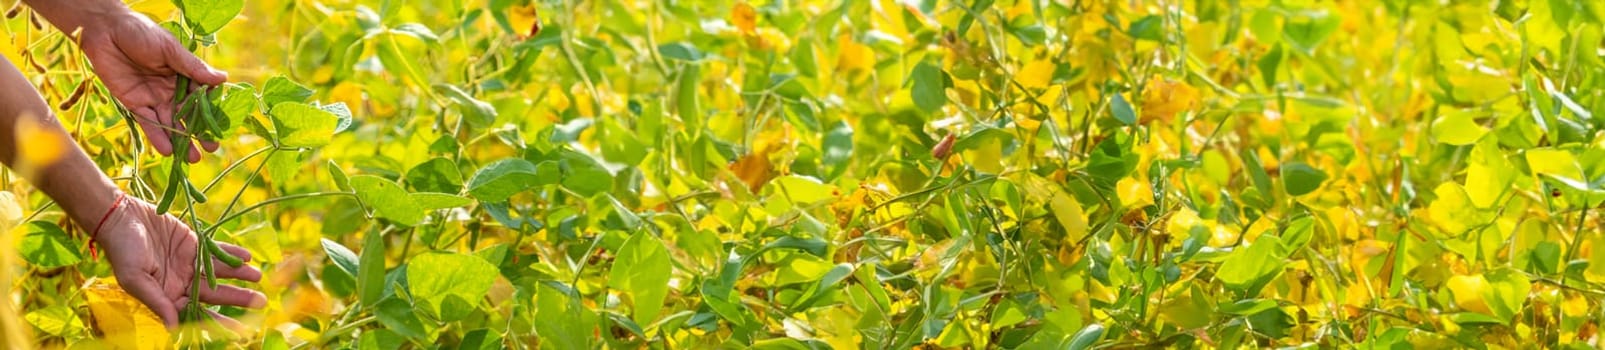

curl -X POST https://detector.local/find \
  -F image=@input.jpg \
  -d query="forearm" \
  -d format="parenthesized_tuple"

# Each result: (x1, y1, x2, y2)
(0, 56, 120, 227)
(21, 0, 132, 35)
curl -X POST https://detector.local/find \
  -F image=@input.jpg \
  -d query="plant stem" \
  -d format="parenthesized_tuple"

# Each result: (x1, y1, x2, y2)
(202, 191, 357, 237)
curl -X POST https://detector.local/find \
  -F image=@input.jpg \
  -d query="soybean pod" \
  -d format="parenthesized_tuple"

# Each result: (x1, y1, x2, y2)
(185, 180, 208, 204)
(172, 76, 190, 105)
(155, 133, 191, 213)
(200, 233, 217, 289)
(207, 238, 243, 268)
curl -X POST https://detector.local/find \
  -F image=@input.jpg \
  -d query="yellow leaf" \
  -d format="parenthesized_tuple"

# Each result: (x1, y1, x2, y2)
(506, 3, 542, 39)
(1446, 274, 1491, 314)
(1050, 191, 1087, 239)
(962, 135, 1004, 174)
(836, 36, 873, 73)
(126, 0, 178, 19)
(1587, 235, 1605, 284)
(329, 82, 365, 113)
(1561, 293, 1590, 317)
(1017, 60, 1055, 89)
(1165, 207, 1200, 239)
(1117, 177, 1153, 209)
(85, 280, 170, 350)
(1140, 77, 1199, 123)
(729, 153, 774, 193)
(731, 2, 757, 35)
(1525, 148, 1583, 183)
(310, 65, 335, 84)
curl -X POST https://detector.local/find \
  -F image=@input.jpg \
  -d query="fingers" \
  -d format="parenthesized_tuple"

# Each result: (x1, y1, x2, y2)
(118, 273, 180, 328)
(174, 297, 248, 335)
(187, 141, 202, 163)
(216, 242, 253, 263)
(134, 108, 174, 156)
(201, 139, 220, 152)
(165, 42, 228, 85)
(212, 243, 262, 282)
(155, 100, 206, 164)
(213, 261, 262, 282)
(199, 283, 268, 309)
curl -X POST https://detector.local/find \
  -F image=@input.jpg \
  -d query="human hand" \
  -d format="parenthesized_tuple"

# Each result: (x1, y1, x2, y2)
(77, 10, 227, 163)
(90, 194, 265, 329)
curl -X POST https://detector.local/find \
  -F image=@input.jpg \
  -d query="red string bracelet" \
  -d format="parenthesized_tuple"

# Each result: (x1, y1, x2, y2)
(87, 192, 127, 260)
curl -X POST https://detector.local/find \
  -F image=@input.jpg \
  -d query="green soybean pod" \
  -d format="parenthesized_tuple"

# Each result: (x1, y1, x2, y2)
(155, 138, 192, 213)
(201, 98, 223, 141)
(202, 238, 218, 288)
(153, 164, 182, 213)
(184, 180, 208, 204)
(207, 238, 244, 268)
(172, 76, 190, 105)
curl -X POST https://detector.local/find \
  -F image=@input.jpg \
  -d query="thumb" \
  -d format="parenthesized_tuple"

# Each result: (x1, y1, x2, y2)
(165, 43, 228, 86)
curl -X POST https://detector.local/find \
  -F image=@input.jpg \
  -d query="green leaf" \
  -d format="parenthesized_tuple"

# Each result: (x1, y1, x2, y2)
(350, 175, 425, 226)
(179, 0, 244, 35)
(1065, 323, 1105, 350)
(911, 60, 947, 113)
(1483, 268, 1531, 322)
(991, 300, 1028, 328)
(658, 42, 705, 61)
(261, 76, 313, 107)
(406, 158, 465, 193)
(318, 102, 354, 133)
(357, 329, 405, 350)
(608, 233, 672, 325)
(391, 23, 440, 43)
(218, 83, 257, 131)
(321, 263, 356, 297)
(1110, 93, 1136, 125)
(1128, 15, 1164, 41)
(557, 152, 614, 196)
(265, 150, 307, 186)
(458, 329, 503, 350)
(1280, 162, 1328, 196)
(1240, 150, 1275, 199)
(375, 297, 428, 339)
(407, 251, 498, 322)
(1217, 235, 1287, 293)
(19, 222, 81, 268)
(1279, 216, 1316, 254)
(24, 305, 83, 337)
(792, 39, 818, 77)
(535, 284, 597, 349)
(1282, 9, 1341, 54)
(268, 102, 339, 148)
(677, 64, 703, 131)
(597, 119, 648, 165)
(328, 160, 353, 192)
(358, 232, 386, 308)
(1219, 299, 1278, 316)
(1431, 110, 1488, 145)
(376, 32, 430, 89)
(433, 84, 497, 128)
(466, 158, 540, 202)
(321, 238, 359, 277)
(410, 192, 472, 209)
(1258, 45, 1282, 88)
